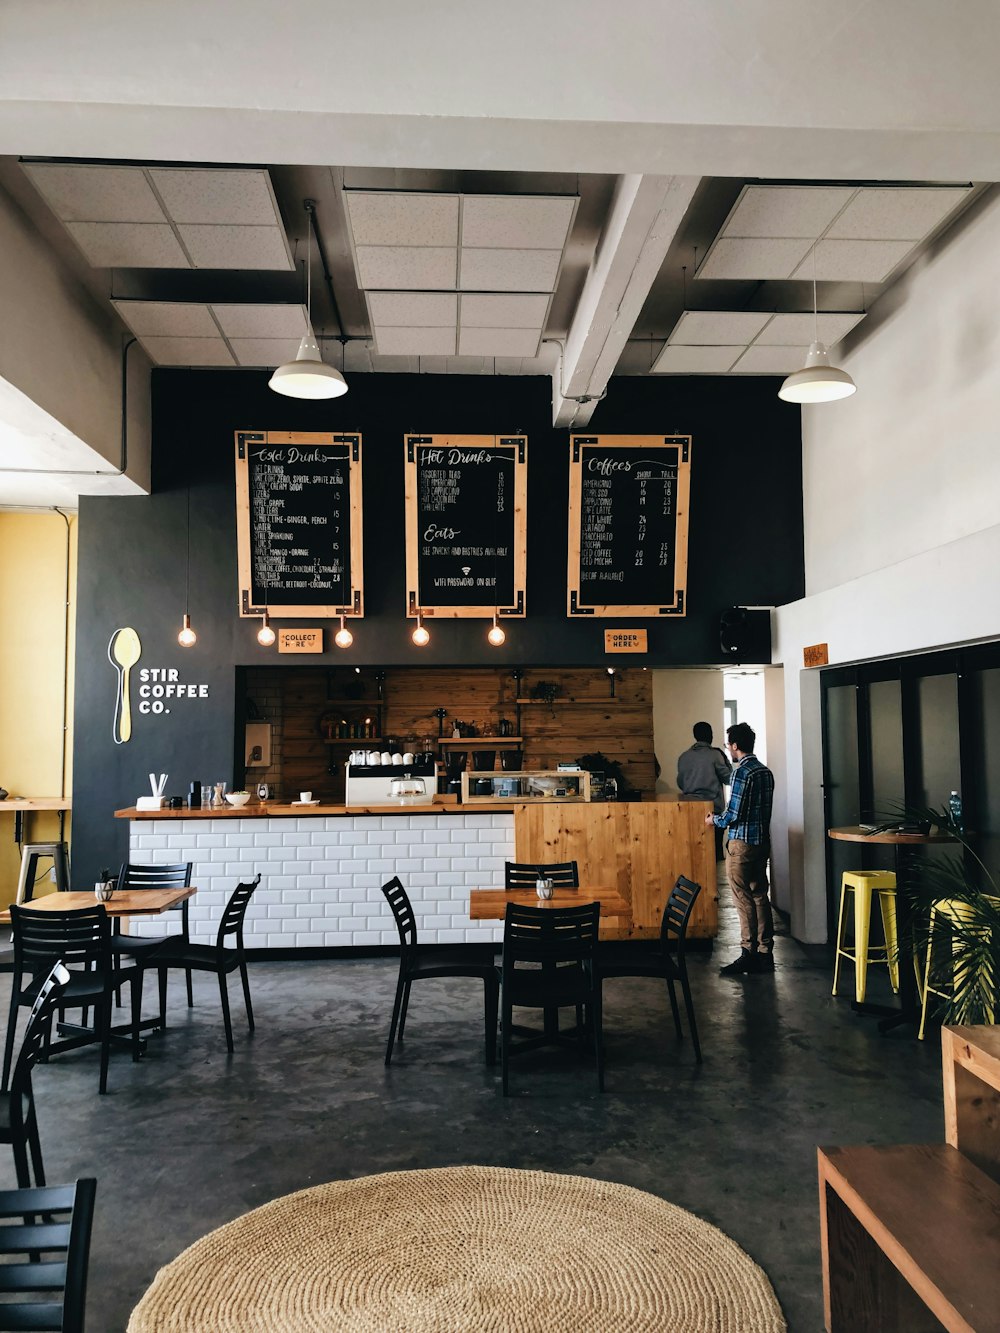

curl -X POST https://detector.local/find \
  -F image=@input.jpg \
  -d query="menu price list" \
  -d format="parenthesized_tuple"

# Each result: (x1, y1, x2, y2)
(410, 438, 522, 609)
(572, 437, 689, 612)
(247, 439, 353, 608)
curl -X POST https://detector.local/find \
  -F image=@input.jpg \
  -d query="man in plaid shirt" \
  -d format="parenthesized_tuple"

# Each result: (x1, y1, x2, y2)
(706, 721, 775, 976)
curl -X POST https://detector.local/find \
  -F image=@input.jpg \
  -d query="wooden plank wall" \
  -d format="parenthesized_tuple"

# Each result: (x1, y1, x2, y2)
(242, 666, 655, 803)
(515, 801, 717, 939)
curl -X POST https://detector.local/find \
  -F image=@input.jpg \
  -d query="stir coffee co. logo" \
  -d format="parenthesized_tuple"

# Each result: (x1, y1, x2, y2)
(107, 627, 211, 745)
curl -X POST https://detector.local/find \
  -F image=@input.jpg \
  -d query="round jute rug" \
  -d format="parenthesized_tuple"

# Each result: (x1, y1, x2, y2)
(128, 1166, 786, 1333)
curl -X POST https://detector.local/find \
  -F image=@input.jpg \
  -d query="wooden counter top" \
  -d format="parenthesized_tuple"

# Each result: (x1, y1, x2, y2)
(116, 801, 521, 819)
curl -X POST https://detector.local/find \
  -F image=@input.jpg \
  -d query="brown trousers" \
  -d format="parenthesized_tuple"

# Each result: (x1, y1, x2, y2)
(725, 839, 774, 955)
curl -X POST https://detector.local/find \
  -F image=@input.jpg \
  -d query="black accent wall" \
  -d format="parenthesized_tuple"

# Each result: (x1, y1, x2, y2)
(72, 369, 803, 885)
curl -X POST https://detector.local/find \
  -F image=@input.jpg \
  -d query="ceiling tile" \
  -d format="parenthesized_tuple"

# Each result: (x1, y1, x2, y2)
(229, 338, 311, 367)
(22, 163, 166, 223)
(367, 292, 457, 326)
(149, 168, 282, 226)
(460, 196, 577, 249)
(758, 311, 865, 346)
(722, 185, 855, 238)
(650, 345, 743, 373)
(177, 224, 294, 271)
(65, 222, 190, 268)
(459, 248, 562, 292)
(730, 345, 803, 374)
(826, 186, 972, 240)
(668, 310, 771, 344)
(460, 292, 550, 328)
(345, 192, 459, 246)
(111, 300, 217, 337)
(792, 239, 913, 282)
(355, 246, 458, 290)
(457, 327, 542, 357)
(139, 337, 235, 366)
(210, 303, 308, 338)
(374, 326, 457, 356)
(696, 237, 813, 280)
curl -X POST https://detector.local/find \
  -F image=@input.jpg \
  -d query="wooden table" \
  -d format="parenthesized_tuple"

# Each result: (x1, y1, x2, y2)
(0, 797, 71, 844)
(469, 885, 630, 920)
(828, 826, 956, 1033)
(0, 887, 194, 924)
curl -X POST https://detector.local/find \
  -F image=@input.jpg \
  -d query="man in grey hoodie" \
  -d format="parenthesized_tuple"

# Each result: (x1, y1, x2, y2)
(677, 721, 732, 859)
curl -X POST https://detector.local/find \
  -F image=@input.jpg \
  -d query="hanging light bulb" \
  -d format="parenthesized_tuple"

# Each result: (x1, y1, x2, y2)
(178, 613, 197, 648)
(779, 247, 856, 404)
(269, 200, 348, 400)
(334, 616, 354, 648)
(487, 613, 506, 646)
(411, 612, 430, 647)
(257, 611, 276, 647)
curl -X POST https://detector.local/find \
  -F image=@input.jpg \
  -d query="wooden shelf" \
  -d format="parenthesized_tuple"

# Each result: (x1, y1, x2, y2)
(323, 737, 384, 745)
(515, 698, 618, 706)
(439, 737, 523, 747)
(323, 698, 381, 706)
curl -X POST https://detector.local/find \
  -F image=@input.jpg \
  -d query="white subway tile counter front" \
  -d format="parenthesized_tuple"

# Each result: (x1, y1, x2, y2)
(121, 811, 516, 948)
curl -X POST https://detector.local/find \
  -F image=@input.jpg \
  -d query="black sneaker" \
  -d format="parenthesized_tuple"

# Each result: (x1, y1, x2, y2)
(753, 953, 775, 973)
(719, 950, 755, 977)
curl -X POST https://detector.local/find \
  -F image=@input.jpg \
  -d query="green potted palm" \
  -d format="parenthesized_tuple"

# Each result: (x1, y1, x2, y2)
(896, 804, 1000, 1026)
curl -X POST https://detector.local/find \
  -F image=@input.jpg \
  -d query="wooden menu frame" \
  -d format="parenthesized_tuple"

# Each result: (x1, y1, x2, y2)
(567, 433, 691, 617)
(404, 434, 527, 619)
(235, 430, 364, 619)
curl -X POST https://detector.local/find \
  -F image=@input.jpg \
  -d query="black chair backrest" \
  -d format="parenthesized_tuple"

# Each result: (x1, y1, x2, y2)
(380, 877, 417, 950)
(0, 1177, 97, 1333)
(10, 962, 71, 1113)
(502, 901, 600, 972)
(504, 861, 579, 888)
(661, 876, 702, 959)
(10, 905, 110, 976)
(117, 862, 192, 890)
(215, 875, 261, 949)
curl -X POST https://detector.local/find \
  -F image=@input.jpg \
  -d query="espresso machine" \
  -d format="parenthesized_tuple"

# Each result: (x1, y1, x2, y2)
(345, 755, 437, 805)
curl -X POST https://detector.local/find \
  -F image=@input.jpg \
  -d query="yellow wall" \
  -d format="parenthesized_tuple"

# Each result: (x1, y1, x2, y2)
(0, 511, 76, 904)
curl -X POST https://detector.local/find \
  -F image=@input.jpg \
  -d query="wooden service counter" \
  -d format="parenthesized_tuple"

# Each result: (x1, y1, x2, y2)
(116, 799, 715, 951)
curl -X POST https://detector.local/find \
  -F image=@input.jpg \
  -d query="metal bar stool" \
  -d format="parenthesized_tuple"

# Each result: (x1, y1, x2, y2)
(15, 841, 70, 905)
(832, 870, 898, 1003)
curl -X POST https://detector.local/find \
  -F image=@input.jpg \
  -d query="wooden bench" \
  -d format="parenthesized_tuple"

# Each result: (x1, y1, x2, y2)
(818, 1026, 1000, 1332)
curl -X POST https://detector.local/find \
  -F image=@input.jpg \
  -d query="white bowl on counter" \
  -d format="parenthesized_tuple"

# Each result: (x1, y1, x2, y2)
(225, 792, 251, 807)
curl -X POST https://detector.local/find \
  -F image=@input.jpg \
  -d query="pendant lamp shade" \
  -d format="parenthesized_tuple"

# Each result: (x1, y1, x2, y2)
(778, 341, 857, 403)
(269, 331, 347, 399)
(269, 200, 348, 400)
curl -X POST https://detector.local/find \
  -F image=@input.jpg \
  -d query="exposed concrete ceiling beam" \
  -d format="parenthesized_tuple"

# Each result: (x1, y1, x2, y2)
(552, 175, 699, 428)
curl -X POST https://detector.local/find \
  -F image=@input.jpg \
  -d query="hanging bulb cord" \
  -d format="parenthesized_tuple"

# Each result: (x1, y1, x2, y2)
(185, 487, 191, 615)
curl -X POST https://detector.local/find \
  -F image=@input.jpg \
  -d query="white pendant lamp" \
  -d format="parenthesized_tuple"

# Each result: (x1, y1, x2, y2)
(334, 616, 354, 648)
(487, 613, 506, 647)
(411, 612, 430, 647)
(779, 252, 856, 404)
(257, 611, 276, 647)
(269, 202, 348, 401)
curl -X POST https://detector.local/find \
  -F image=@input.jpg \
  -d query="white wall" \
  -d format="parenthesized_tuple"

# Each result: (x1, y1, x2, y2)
(652, 670, 726, 796)
(773, 192, 1000, 941)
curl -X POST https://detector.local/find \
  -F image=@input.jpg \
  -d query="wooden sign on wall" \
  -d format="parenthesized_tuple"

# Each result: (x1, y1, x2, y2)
(404, 434, 527, 619)
(235, 431, 364, 619)
(278, 629, 324, 653)
(568, 434, 691, 617)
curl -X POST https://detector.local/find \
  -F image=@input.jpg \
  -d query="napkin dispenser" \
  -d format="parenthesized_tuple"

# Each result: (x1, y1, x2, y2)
(136, 795, 166, 811)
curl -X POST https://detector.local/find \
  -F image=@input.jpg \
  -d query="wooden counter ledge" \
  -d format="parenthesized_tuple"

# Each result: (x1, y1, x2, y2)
(116, 801, 522, 819)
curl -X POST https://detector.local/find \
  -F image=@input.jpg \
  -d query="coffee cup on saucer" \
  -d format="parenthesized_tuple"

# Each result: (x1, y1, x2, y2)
(299, 791, 313, 803)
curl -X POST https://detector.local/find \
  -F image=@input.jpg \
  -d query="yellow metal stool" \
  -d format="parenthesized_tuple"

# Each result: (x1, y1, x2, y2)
(832, 870, 899, 1003)
(918, 898, 996, 1040)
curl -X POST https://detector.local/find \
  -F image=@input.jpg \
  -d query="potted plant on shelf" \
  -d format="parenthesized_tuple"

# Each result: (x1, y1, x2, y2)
(895, 803, 1000, 1027)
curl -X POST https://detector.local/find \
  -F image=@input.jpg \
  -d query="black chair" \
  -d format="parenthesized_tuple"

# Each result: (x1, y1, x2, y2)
(379, 877, 499, 1066)
(500, 900, 603, 1095)
(597, 875, 703, 1063)
(0, 962, 71, 1188)
(2, 906, 141, 1095)
(142, 876, 260, 1052)
(0, 1178, 96, 1333)
(505, 861, 579, 888)
(112, 861, 193, 1022)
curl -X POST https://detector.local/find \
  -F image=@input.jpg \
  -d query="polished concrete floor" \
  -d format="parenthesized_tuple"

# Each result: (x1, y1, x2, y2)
(0, 882, 945, 1332)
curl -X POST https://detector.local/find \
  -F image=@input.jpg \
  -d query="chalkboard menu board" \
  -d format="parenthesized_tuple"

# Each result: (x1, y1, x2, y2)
(567, 434, 691, 616)
(404, 434, 527, 619)
(235, 431, 364, 618)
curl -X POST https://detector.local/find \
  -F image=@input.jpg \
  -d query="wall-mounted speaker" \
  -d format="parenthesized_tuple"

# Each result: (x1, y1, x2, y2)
(720, 607, 772, 664)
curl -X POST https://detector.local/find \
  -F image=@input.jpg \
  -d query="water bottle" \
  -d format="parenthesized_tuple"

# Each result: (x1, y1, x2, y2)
(948, 790, 964, 833)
